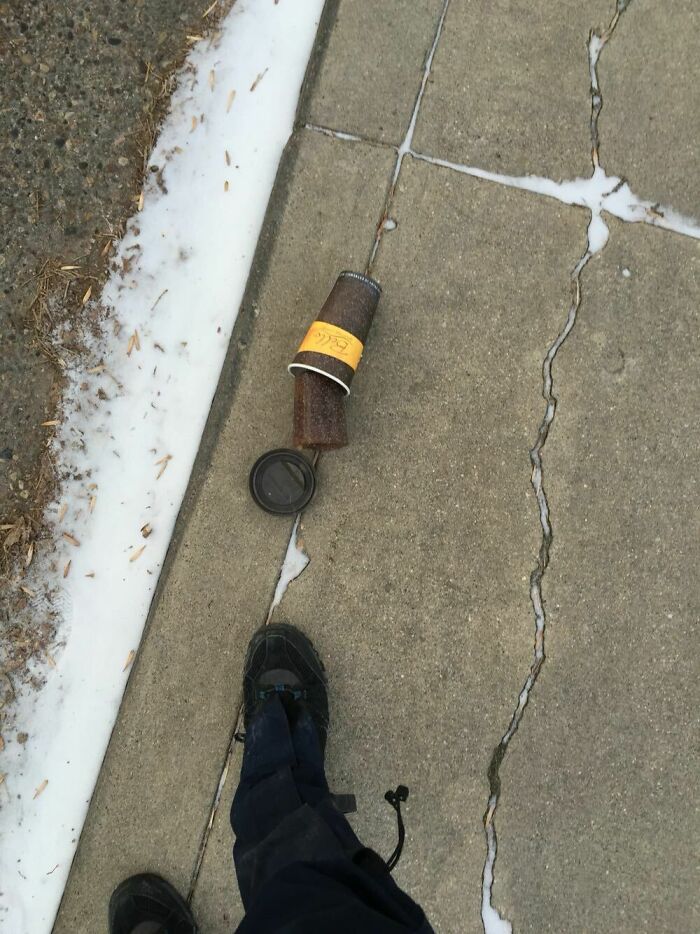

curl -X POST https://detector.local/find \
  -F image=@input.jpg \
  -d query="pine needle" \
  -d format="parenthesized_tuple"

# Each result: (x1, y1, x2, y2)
(127, 330, 141, 356)
(151, 289, 168, 311)
(250, 68, 268, 92)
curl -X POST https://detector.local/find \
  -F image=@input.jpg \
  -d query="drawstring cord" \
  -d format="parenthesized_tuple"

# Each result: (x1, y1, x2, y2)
(384, 784, 409, 872)
(236, 705, 410, 874)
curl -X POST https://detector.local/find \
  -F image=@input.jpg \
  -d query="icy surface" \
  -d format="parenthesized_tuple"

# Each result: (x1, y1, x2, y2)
(0, 2, 323, 930)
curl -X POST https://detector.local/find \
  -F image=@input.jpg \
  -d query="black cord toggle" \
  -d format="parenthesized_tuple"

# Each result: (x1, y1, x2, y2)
(384, 784, 409, 872)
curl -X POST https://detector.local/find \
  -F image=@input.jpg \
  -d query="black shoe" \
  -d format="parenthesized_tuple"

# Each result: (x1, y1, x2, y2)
(243, 622, 329, 753)
(109, 874, 197, 934)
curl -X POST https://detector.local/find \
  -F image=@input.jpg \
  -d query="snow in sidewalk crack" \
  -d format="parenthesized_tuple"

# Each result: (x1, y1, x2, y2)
(408, 154, 700, 242)
(303, 123, 379, 145)
(266, 515, 310, 623)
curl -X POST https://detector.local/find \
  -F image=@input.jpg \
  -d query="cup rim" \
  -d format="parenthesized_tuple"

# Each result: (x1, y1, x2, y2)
(288, 362, 351, 396)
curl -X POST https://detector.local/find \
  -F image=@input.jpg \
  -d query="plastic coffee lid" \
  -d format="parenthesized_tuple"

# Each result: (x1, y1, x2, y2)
(249, 449, 316, 515)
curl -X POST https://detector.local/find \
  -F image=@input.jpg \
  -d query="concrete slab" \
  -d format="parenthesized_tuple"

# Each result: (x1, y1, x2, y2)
(300, 0, 445, 145)
(495, 220, 700, 932)
(413, 0, 610, 180)
(192, 157, 584, 934)
(54, 129, 395, 933)
(600, 0, 700, 219)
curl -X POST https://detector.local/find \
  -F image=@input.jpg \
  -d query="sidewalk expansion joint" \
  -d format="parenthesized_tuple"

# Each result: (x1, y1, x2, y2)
(187, 517, 311, 903)
(367, 0, 453, 274)
(186, 714, 241, 904)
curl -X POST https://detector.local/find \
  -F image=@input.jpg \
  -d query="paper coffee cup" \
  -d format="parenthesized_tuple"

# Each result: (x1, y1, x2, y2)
(288, 271, 381, 395)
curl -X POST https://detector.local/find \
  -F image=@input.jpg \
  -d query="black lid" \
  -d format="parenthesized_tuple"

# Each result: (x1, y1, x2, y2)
(249, 449, 316, 515)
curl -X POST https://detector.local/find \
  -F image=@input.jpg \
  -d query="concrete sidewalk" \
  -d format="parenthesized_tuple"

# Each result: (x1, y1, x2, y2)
(56, 1, 699, 932)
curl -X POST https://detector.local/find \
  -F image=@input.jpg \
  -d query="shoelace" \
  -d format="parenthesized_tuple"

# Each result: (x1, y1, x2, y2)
(234, 684, 308, 742)
(257, 684, 307, 701)
(384, 785, 409, 872)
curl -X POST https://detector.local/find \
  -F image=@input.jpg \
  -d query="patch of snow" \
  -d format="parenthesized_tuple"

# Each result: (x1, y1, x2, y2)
(482, 815, 512, 934)
(586, 205, 610, 255)
(267, 516, 310, 623)
(0, 1, 324, 931)
(588, 32, 605, 87)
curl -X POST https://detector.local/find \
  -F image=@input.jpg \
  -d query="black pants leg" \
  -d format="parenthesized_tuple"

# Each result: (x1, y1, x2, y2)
(231, 695, 432, 933)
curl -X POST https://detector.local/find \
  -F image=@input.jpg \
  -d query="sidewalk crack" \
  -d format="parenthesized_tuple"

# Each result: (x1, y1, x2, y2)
(589, 0, 631, 171)
(303, 122, 396, 151)
(479, 3, 634, 932)
(480, 244, 590, 934)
